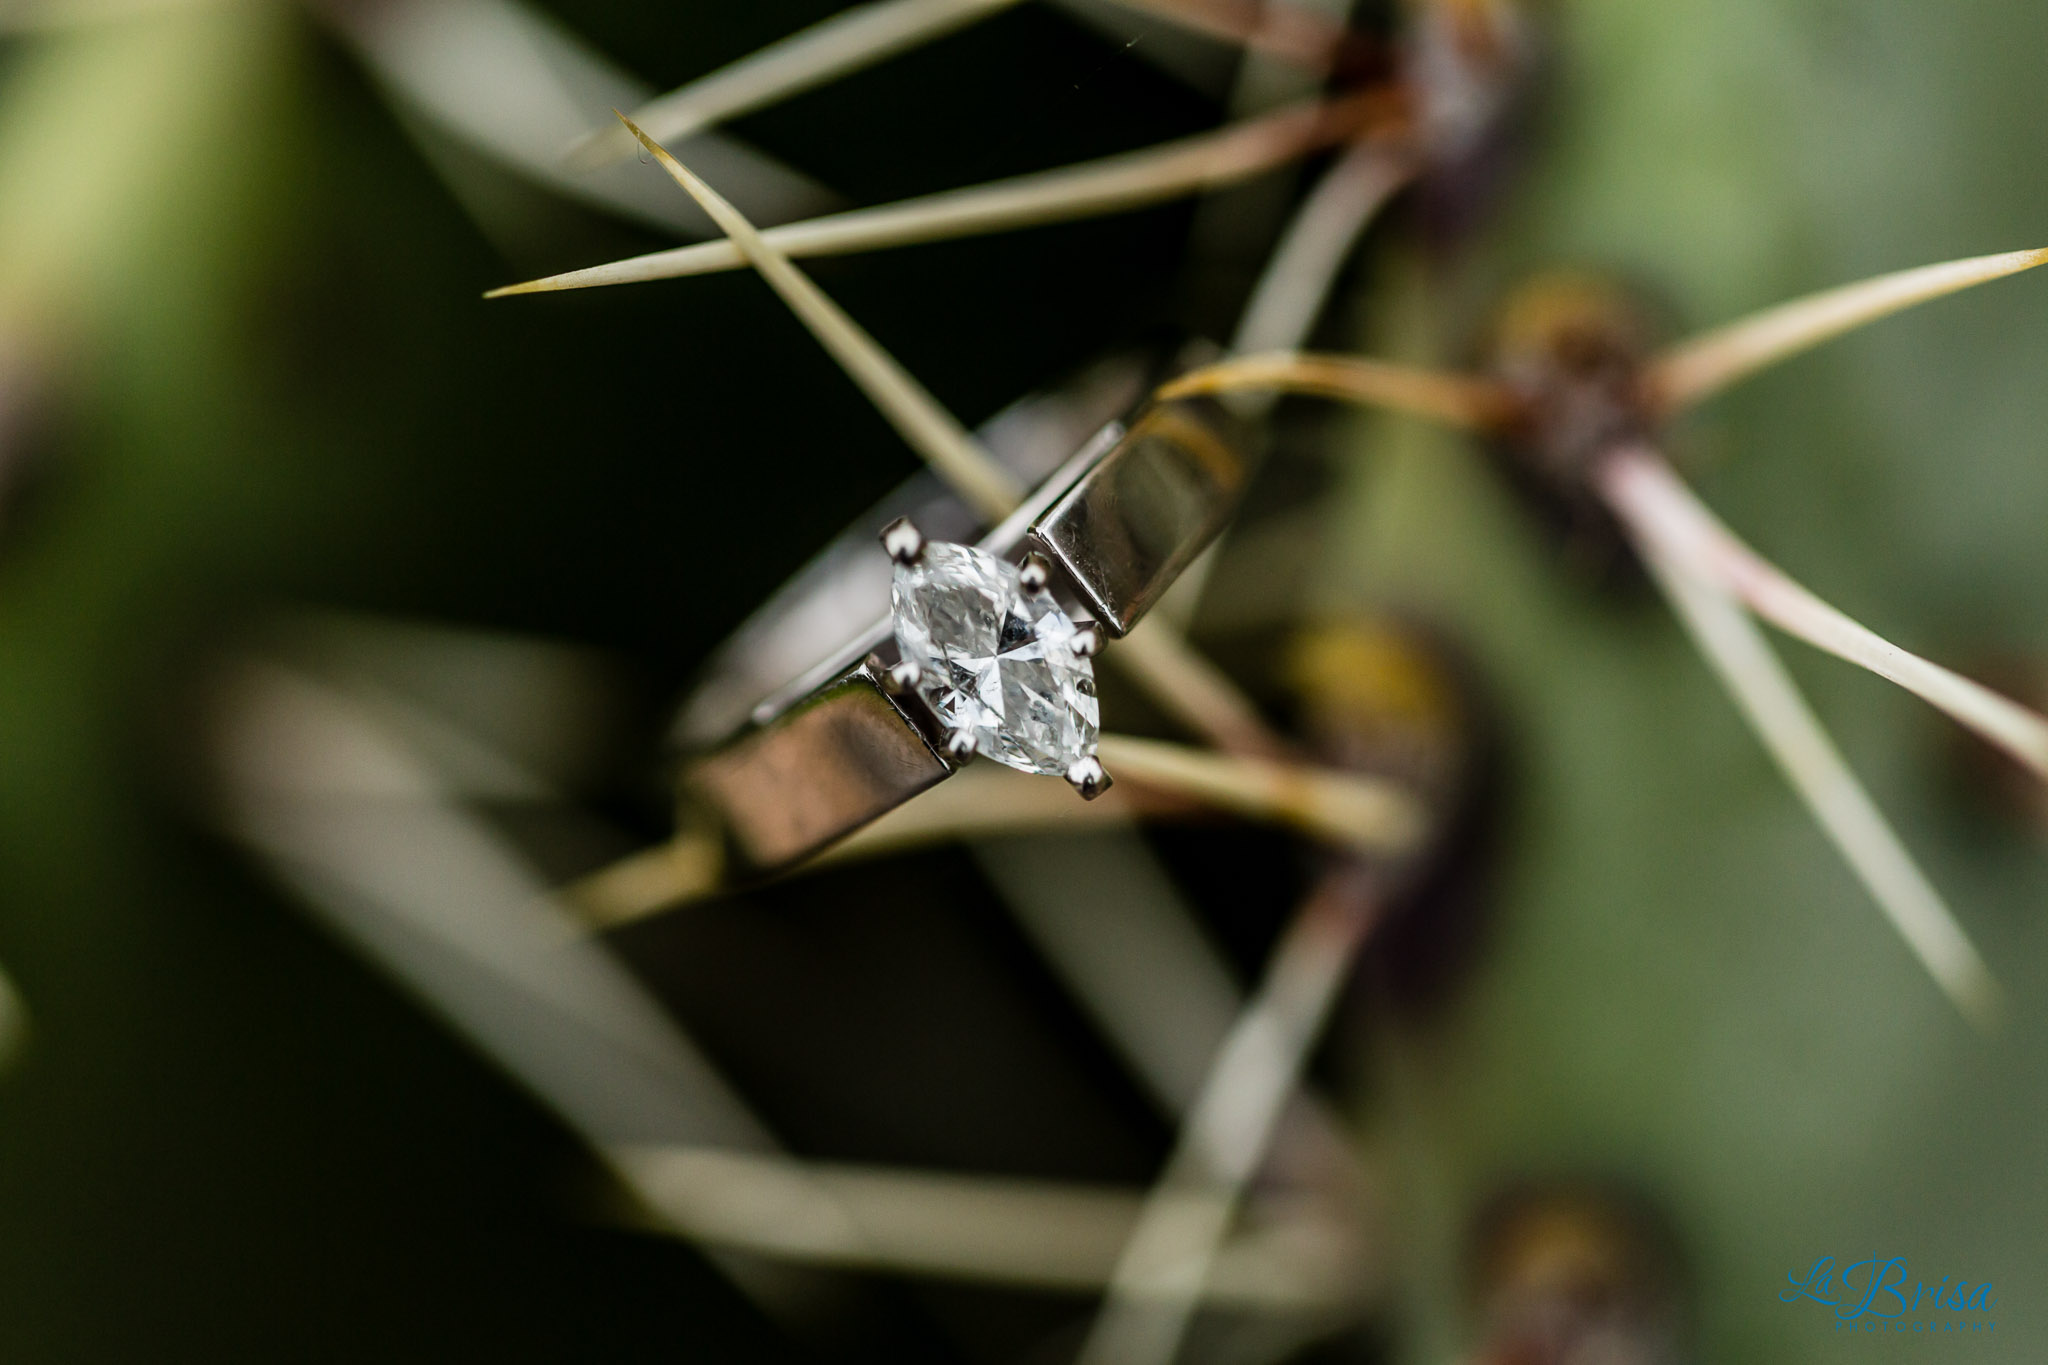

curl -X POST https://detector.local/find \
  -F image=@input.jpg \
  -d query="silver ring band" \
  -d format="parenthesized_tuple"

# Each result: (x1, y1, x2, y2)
(676, 355, 1256, 876)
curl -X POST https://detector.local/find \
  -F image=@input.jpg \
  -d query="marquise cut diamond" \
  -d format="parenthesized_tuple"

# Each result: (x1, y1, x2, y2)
(890, 542, 1100, 775)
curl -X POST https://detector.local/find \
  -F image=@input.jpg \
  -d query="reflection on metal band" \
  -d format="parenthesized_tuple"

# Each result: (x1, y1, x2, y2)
(688, 660, 949, 871)
(1031, 399, 1251, 636)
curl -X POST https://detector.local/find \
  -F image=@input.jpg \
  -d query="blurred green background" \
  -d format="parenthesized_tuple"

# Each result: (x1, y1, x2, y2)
(0, 0, 2042, 1360)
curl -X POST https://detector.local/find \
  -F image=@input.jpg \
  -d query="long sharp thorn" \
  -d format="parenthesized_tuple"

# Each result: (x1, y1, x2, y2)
(1156, 138, 1419, 629)
(1616, 482, 2002, 1030)
(1229, 138, 1416, 357)
(566, 733, 1430, 927)
(1108, 624, 1290, 759)
(612, 113, 1024, 521)
(490, 94, 1392, 297)
(318, 0, 835, 236)
(1647, 248, 2048, 415)
(1154, 351, 1520, 432)
(574, 0, 1022, 168)
(1076, 865, 1380, 1365)
(1095, 735, 1430, 857)
(574, 0, 1359, 168)
(614, 1143, 1358, 1303)
(1599, 447, 2048, 782)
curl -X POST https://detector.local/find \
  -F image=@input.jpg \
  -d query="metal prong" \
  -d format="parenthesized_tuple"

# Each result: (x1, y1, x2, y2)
(880, 516, 925, 566)
(1017, 551, 1052, 596)
(1066, 755, 1112, 800)
(883, 659, 921, 695)
(945, 728, 978, 763)
(1069, 623, 1104, 658)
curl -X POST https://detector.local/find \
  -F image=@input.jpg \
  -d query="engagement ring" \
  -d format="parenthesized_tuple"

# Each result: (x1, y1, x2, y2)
(674, 361, 1254, 876)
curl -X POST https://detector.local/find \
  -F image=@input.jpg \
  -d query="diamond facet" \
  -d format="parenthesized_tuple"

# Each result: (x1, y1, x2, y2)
(890, 541, 1100, 775)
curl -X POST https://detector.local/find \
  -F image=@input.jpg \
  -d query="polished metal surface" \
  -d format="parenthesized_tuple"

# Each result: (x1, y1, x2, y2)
(686, 657, 948, 871)
(1028, 398, 1250, 637)
(1016, 550, 1052, 596)
(1065, 755, 1113, 800)
(879, 516, 925, 566)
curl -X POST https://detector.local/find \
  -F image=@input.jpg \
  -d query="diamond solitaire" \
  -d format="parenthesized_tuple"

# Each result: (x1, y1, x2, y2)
(880, 519, 1107, 794)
